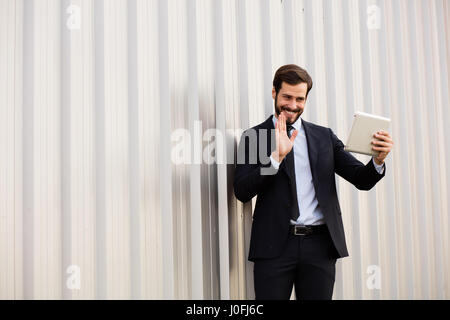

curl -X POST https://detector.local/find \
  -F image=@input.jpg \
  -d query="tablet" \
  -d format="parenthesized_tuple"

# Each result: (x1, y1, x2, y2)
(344, 111, 391, 156)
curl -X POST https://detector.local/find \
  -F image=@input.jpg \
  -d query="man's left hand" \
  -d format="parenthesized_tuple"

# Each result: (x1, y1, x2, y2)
(372, 130, 394, 165)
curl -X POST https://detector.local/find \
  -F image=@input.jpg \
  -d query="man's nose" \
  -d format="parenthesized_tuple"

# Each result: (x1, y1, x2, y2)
(287, 102, 296, 109)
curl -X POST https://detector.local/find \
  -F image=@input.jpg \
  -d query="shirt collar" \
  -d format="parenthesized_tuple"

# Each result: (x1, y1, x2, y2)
(272, 114, 302, 131)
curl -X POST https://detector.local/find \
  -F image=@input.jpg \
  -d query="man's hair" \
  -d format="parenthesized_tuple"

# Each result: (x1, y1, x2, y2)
(273, 64, 313, 97)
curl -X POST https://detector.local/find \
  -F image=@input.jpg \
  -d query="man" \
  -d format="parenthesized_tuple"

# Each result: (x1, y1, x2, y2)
(233, 64, 394, 300)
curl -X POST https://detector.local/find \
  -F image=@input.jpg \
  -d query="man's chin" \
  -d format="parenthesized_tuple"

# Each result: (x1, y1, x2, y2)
(285, 113, 302, 125)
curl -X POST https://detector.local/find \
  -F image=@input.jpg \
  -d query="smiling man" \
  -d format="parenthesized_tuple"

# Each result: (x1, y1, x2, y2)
(233, 64, 394, 300)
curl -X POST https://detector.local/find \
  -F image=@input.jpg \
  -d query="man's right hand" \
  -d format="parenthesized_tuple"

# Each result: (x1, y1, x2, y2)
(271, 113, 298, 163)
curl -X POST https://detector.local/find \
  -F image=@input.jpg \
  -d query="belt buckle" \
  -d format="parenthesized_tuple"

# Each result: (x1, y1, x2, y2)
(294, 225, 312, 236)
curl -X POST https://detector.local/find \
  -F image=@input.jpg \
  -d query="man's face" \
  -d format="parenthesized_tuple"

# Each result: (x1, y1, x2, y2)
(272, 82, 308, 125)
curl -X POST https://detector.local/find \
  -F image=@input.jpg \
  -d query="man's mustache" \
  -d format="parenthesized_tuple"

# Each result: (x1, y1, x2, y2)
(280, 106, 301, 113)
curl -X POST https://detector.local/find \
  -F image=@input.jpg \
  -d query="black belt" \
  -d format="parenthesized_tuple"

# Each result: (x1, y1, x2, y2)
(289, 224, 328, 236)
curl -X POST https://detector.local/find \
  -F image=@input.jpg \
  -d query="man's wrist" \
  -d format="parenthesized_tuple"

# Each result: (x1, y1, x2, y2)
(372, 157, 385, 175)
(373, 157, 384, 166)
(271, 151, 283, 164)
(270, 153, 281, 170)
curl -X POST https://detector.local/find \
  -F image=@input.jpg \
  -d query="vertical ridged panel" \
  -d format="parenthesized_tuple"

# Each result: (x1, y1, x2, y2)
(0, 0, 449, 300)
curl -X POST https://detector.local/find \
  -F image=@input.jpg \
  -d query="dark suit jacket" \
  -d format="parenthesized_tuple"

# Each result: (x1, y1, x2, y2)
(233, 115, 385, 261)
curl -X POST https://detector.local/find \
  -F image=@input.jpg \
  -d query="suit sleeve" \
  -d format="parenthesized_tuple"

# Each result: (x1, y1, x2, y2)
(233, 130, 279, 203)
(330, 128, 385, 190)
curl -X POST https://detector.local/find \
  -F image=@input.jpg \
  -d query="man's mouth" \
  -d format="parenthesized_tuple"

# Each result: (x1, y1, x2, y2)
(282, 109, 298, 116)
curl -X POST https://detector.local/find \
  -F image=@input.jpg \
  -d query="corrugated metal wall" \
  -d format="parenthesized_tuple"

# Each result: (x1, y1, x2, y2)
(0, 0, 449, 300)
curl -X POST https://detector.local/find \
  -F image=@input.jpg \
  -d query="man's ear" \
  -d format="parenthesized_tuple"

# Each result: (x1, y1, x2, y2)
(272, 87, 276, 100)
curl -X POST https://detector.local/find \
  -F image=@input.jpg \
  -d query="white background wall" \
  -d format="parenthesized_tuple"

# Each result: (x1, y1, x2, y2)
(0, 0, 449, 299)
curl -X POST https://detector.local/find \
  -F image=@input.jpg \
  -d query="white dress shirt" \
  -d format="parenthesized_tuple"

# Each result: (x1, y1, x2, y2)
(270, 115, 384, 226)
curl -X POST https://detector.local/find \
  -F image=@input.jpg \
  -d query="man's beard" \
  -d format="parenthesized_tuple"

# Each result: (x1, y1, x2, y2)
(274, 94, 302, 125)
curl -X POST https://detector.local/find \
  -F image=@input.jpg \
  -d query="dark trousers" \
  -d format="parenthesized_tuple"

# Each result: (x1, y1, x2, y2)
(253, 228, 338, 300)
